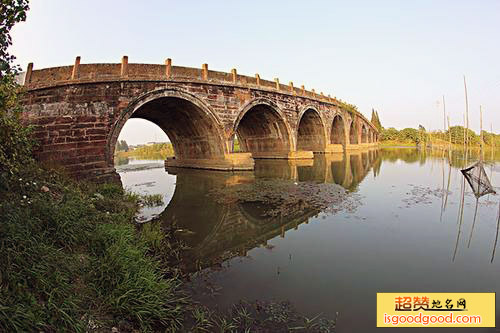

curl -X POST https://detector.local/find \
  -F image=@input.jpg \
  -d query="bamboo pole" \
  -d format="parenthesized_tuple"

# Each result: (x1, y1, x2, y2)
(480, 105, 484, 160)
(463, 76, 470, 148)
(492, 123, 494, 151)
(467, 198, 480, 248)
(491, 201, 500, 263)
(463, 113, 466, 152)
(447, 116, 451, 149)
(443, 158, 452, 210)
(442, 95, 446, 133)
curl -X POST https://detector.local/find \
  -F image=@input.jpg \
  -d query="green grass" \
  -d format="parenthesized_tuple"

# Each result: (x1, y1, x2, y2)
(141, 193, 164, 207)
(378, 140, 417, 147)
(0, 166, 187, 332)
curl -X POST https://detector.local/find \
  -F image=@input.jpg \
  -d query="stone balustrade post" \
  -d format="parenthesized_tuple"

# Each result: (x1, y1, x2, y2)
(121, 56, 128, 77)
(165, 58, 172, 78)
(71, 56, 81, 80)
(24, 62, 33, 85)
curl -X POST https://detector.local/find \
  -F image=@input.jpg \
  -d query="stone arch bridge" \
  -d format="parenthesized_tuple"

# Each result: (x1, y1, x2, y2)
(20, 56, 379, 181)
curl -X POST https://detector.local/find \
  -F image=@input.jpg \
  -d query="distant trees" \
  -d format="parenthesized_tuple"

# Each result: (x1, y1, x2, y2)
(370, 109, 382, 132)
(398, 128, 421, 144)
(380, 127, 399, 141)
(445, 126, 479, 145)
(379, 125, 499, 147)
(483, 131, 499, 146)
(115, 140, 129, 152)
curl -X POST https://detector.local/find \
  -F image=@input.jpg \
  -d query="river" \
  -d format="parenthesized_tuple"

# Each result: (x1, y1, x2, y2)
(116, 148, 500, 332)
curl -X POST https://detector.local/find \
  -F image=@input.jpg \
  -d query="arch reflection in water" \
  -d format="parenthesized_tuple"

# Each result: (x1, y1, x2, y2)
(157, 149, 381, 271)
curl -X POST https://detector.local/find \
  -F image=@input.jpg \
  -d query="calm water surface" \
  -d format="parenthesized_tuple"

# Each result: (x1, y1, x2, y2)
(117, 148, 500, 332)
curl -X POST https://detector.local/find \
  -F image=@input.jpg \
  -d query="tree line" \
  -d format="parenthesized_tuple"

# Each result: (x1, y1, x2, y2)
(379, 126, 500, 146)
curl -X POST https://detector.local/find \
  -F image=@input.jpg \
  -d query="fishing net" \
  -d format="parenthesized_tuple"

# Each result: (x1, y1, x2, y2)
(461, 161, 496, 198)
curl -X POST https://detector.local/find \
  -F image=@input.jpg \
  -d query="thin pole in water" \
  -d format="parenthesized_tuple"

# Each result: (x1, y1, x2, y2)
(447, 116, 452, 155)
(463, 113, 466, 152)
(443, 95, 446, 134)
(480, 105, 484, 160)
(453, 197, 465, 261)
(467, 198, 480, 248)
(492, 124, 495, 150)
(463, 76, 470, 148)
(443, 158, 452, 211)
(491, 201, 500, 263)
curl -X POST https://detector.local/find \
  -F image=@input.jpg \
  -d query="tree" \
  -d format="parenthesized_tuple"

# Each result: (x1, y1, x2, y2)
(482, 131, 500, 146)
(380, 127, 399, 141)
(371, 108, 382, 132)
(376, 111, 382, 129)
(0, 0, 32, 182)
(115, 140, 129, 152)
(417, 125, 427, 145)
(398, 128, 420, 144)
(446, 126, 479, 145)
(1, 0, 30, 76)
(121, 140, 129, 152)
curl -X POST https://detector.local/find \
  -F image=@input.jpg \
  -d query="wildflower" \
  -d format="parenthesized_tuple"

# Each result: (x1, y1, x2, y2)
(23, 195, 27, 199)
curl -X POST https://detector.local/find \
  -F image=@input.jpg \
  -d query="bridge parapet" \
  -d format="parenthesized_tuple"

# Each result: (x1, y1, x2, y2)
(23, 57, 378, 127)
(25, 59, 335, 99)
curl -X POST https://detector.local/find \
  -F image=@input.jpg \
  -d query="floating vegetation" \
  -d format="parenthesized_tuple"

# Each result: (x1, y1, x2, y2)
(183, 301, 337, 332)
(402, 185, 452, 207)
(208, 179, 361, 218)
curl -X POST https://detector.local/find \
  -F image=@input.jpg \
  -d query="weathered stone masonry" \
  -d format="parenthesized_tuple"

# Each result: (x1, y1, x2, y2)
(20, 57, 379, 181)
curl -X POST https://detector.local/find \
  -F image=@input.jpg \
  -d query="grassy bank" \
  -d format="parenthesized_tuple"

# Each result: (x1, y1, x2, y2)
(379, 140, 418, 147)
(116, 143, 174, 160)
(379, 139, 500, 150)
(0, 165, 188, 332)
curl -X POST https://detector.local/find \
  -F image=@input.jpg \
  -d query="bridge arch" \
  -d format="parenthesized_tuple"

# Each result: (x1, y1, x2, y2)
(107, 88, 227, 167)
(233, 98, 293, 158)
(330, 114, 346, 145)
(296, 107, 326, 152)
(349, 120, 358, 144)
(361, 124, 368, 143)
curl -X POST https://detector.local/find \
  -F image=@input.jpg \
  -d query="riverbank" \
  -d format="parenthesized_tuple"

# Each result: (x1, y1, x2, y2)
(0, 161, 337, 332)
(116, 143, 174, 161)
(380, 139, 499, 150)
(0, 164, 188, 331)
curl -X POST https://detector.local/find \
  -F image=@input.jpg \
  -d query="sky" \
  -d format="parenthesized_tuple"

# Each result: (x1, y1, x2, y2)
(10, 0, 500, 145)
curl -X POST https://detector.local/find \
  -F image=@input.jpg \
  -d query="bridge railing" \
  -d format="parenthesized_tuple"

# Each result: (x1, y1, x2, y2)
(23, 56, 378, 132)
(25, 57, 336, 101)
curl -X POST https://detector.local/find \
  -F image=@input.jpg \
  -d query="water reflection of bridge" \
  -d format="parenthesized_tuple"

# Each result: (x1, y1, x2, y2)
(160, 149, 381, 270)
(256, 148, 381, 190)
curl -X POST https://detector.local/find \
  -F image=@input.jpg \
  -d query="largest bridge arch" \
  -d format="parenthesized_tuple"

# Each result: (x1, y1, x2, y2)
(20, 59, 379, 181)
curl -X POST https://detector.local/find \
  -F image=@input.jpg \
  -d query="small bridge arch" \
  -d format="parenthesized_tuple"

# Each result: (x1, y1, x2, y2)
(330, 114, 346, 145)
(296, 106, 327, 152)
(233, 98, 293, 159)
(108, 88, 228, 168)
